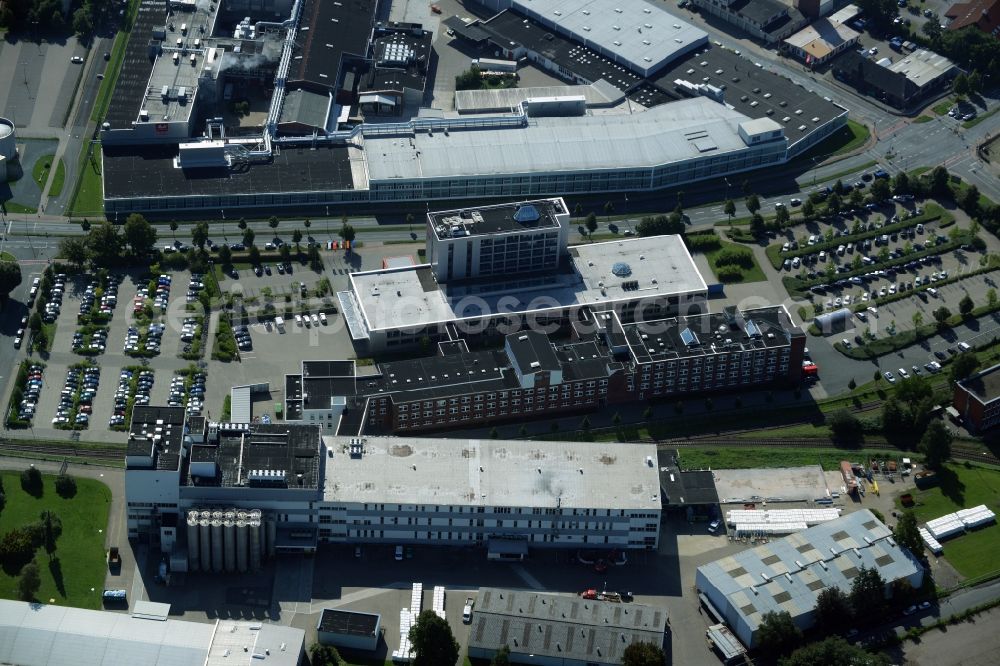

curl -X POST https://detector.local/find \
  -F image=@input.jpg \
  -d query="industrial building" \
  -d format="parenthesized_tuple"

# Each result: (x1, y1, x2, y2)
(954, 362, 1000, 432)
(467, 588, 668, 666)
(285, 305, 804, 436)
(834, 48, 959, 110)
(98, 0, 847, 214)
(0, 599, 304, 666)
(124, 406, 664, 564)
(656, 449, 721, 518)
(689, 0, 807, 44)
(696, 510, 925, 648)
(783, 5, 861, 66)
(316, 609, 381, 652)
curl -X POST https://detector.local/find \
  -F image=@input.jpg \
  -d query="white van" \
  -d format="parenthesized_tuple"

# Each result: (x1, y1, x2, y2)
(294, 314, 303, 326)
(958, 342, 972, 352)
(394, 546, 404, 561)
(274, 316, 285, 333)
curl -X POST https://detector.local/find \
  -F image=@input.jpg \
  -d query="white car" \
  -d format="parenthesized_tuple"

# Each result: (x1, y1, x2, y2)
(311, 314, 320, 326)
(294, 314, 303, 326)
(319, 312, 328, 325)
(884, 371, 896, 383)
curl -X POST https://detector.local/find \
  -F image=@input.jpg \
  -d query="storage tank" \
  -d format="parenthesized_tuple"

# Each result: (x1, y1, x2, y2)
(248, 509, 262, 522)
(223, 519, 236, 572)
(266, 518, 277, 558)
(199, 519, 211, 569)
(249, 520, 262, 571)
(186, 512, 200, 572)
(0, 118, 16, 161)
(236, 519, 249, 572)
(211, 519, 224, 572)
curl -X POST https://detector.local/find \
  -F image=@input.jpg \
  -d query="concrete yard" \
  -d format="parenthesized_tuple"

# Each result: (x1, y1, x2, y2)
(713, 465, 835, 503)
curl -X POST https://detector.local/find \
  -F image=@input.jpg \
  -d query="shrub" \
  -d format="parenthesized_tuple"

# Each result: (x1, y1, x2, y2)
(55, 474, 77, 499)
(686, 233, 722, 252)
(0, 528, 36, 574)
(716, 265, 744, 282)
(713, 248, 754, 269)
(20, 467, 43, 497)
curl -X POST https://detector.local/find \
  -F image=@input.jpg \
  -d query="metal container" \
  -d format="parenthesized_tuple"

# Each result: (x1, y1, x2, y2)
(199, 519, 211, 570)
(186, 512, 200, 572)
(223, 519, 236, 572)
(211, 519, 224, 572)
(248, 520, 261, 571)
(236, 519, 249, 573)
(266, 519, 277, 558)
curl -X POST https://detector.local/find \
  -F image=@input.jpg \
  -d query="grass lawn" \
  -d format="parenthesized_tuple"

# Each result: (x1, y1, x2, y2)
(899, 463, 1000, 580)
(32, 154, 57, 191)
(1, 201, 37, 214)
(963, 105, 1000, 129)
(703, 238, 766, 283)
(678, 447, 890, 471)
(932, 100, 954, 116)
(0, 471, 112, 609)
(795, 119, 870, 163)
(48, 159, 66, 198)
(0, 251, 15, 262)
(914, 115, 934, 123)
(68, 148, 104, 218)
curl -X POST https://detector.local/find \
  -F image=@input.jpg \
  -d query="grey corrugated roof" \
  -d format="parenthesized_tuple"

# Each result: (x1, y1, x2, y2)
(278, 89, 332, 131)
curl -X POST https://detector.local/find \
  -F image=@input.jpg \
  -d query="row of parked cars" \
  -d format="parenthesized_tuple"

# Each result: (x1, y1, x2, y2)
(185, 273, 205, 304)
(16, 364, 44, 422)
(252, 262, 294, 277)
(168, 371, 206, 418)
(53, 366, 100, 427)
(110, 369, 154, 428)
(73, 328, 108, 353)
(78, 275, 121, 320)
(42, 273, 69, 323)
(234, 324, 253, 352)
(13, 315, 27, 350)
(294, 312, 328, 328)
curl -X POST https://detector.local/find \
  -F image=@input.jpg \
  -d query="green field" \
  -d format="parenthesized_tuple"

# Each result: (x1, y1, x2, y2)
(32, 155, 56, 191)
(68, 148, 104, 218)
(795, 119, 870, 163)
(900, 464, 1000, 580)
(914, 115, 934, 124)
(678, 447, 889, 471)
(703, 238, 766, 283)
(932, 100, 954, 116)
(0, 471, 112, 609)
(48, 159, 66, 198)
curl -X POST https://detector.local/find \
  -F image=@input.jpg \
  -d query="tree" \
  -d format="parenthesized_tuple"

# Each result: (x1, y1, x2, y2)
(40, 510, 61, 559)
(0, 528, 35, 572)
(87, 221, 124, 268)
(779, 637, 889, 666)
(829, 409, 863, 444)
(802, 198, 815, 219)
(80, 219, 91, 232)
(308, 642, 342, 666)
(191, 220, 209, 250)
(756, 610, 802, 657)
(54, 474, 76, 498)
(745, 194, 760, 216)
(59, 237, 89, 269)
(850, 566, 887, 624)
(0, 260, 23, 304)
(723, 198, 736, 223)
(20, 467, 42, 497)
(489, 427, 499, 439)
(968, 70, 982, 94)
(953, 72, 970, 96)
(892, 171, 911, 195)
(622, 641, 666, 666)
(636, 214, 685, 237)
(304, 218, 312, 232)
(933, 306, 952, 325)
(894, 510, 923, 557)
(871, 178, 891, 203)
(455, 66, 483, 90)
(169, 221, 178, 239)
(279, 244, 292, 263)
(930, 166, 950, 198)
(28, 312, 42, 334)
(814, 587, 853, 636)
(292, 228, 303, 248)
(581, 415, 591, 430)
(604, 201, 615, 219)
(490, 645, 512, 666)
(826, 192, 842, 215)
(17, 560, 40, 601)
(408, 610, 459, 666)
(959, 294, 975, 316)
(959, 184, 981, 216)
(920, 420, 952, 469)
(218, 244, 232, 266)
(750, 213, 766, 236)
(242, 227, 255, 247)
(123, 214, 158, 256)
(237, 218, 248, 231)
(248, 245, 261, 266)
(268, 216, 280, 232)
(989, 288, 998, 309)
(339, 223, 356, 253)
(848, 378, 857, 390)
(950, 352, 980, 382)
(585, 212, 598, 238)
(775, 205, 790, 228)
(912, 311, 923, 329)
(922, 19, 942, 40)
(72, 7, 93, 36)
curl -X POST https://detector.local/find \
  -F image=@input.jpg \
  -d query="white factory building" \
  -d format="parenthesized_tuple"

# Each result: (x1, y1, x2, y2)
(124, 407, 663, 571)
(696, 510, 925, 648)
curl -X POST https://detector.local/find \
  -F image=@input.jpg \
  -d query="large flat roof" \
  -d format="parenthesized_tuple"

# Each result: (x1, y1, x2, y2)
(103, 143, 359, 200)
(958, 362, 1000, 405)
(469, 588, 667, 665)
(186, 422, 322, 489)
(322, 436, 661, 510)
(648, 46, 847, 149)
(697, 510, 923, 644)
(349, 235, 706, 333)
(105, 0, 167, 130)
(455, 82, 623, 113)
(128, 405, 187, 471)
(363, 97, 760, 182)
(887, 49, 957, 88)
(293, 0, 377, 89)
(509, 0, 707, 76)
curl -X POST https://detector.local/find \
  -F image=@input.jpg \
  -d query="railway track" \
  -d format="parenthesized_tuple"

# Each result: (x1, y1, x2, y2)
(0, 440, 124, 462)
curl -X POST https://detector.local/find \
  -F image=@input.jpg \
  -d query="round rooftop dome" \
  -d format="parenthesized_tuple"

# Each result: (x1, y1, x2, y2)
(611, 262, 632, 277)
(0, 124, 11, 139)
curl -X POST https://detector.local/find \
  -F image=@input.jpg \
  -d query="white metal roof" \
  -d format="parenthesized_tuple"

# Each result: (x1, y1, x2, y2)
(887, 49, 957, 88)
(230, 385, 253, 423)
(322, 436, 661, 510)
(512, 0, 707, 76)
(364, 97, 760, 182)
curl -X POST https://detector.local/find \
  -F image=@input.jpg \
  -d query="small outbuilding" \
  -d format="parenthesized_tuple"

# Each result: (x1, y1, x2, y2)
(317, 609, 381, 652)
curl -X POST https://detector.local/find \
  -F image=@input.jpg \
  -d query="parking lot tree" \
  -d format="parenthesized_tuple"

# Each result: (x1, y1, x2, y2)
(988, 288, 998, 308)
(912, 311, 923, 329)
(28, 312, 41, 334)
(248, 245, 261, 266)
(307, 643, 342, 666)
(780, 637, 889, 666)
(87, 221, 123, 268)
(622, 641, 666, 666)
(122, 214, 157, 257)
(950, 352, 980, 382)
(826, 192, 842, 216)
(408, 610, 459, 666)
(268, 216, 279, 232)
(953, 72, 970, 96)
(932, 306, 952, 326)
(279, 244, 291, 263)
(814, 587, 853, 635)
(750, 213, 765, 236)
(959, 184, 981, 216)
(218, 244, 232, 266)
(58, 237, 89, 270)
(191, 220, 209, 250)
(920, 420, 952, 469)
(959, 294, 975, 316)
(775, 205, 790, 228)
(849, 188, 864, 209)
(800, 198, 815, 220)
(891, 171, 910, 194)
(242, 227, 255, 247)
(0, 259, 23, 304)
(292, 228, 303, 248)
(756, 611, 801, 658)
(745, 194, 760, 216)
(857, 0, 897, 27)
(894, 510, 923, 557)
(585, 212, 598, 237)
(922, 19, 942, 40)
(308, 245, 322, 271)
(870, 178, 891, 202)
(968, 70, 982, 94)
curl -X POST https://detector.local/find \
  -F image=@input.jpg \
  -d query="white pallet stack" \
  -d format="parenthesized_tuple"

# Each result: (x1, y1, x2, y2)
(393, 608, 415, 663)
(432, 586, 446, 620)
(957, 505, 996, 529)
(732, 522, 808, 536)
(726, 508, 840, 527)
(410, 582, 423, 614)
(919, 527, 943, 555)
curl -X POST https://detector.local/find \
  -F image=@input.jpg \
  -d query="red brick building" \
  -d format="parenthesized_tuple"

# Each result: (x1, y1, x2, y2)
(954, 363, 1000, 432)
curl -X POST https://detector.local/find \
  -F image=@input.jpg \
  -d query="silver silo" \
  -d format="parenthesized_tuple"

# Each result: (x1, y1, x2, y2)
(211, 519, 224, 572)
(186, 512, 200, 572)
(266, 518, 277, 558)
(236, 519, 249, 573)
(199, 519, 211, 570)
(249, 520, 262, 571)
(223, 519, 237, 572)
